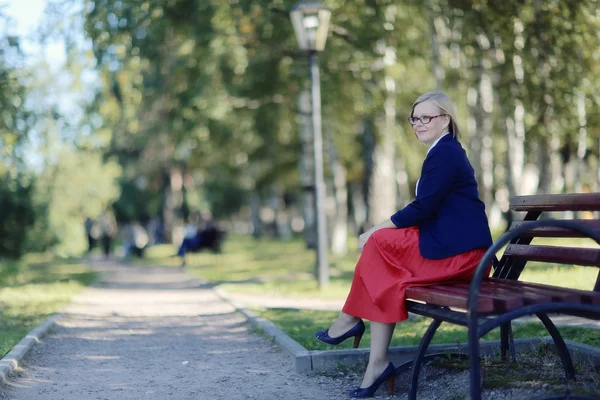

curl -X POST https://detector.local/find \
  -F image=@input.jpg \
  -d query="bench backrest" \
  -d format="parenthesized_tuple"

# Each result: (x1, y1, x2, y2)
(494, 193, 600, 292)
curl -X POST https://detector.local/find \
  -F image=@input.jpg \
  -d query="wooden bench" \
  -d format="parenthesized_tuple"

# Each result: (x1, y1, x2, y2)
(398, 193, 600, 400)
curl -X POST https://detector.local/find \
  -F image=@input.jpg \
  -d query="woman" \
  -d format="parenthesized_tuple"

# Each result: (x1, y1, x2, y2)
(315, 91, 493, 398)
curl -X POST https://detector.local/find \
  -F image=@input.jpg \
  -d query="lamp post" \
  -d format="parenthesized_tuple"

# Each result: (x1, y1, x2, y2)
(290, 1, 331, 287)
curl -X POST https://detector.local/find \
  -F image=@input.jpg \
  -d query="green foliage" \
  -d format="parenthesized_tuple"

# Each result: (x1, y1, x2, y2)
(444, 0, 600, 140)
(203, 178, 247, 220)
(68, 0, 600, 245)
(0, 27, 36, 258)
(0, 176, 35, 258)
(79, 0, 599, 209)
(26, 150, 121, 256)
(0, 6, 125, 258)
(113, 180, 158, 223)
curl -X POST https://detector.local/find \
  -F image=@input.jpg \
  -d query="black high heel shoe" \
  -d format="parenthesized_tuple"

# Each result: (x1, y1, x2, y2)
(348, 362, 395, 398)
(315, 319, 366, 348)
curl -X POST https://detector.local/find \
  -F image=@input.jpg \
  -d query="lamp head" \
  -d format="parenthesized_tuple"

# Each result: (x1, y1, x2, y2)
(289, 1, 331, 51)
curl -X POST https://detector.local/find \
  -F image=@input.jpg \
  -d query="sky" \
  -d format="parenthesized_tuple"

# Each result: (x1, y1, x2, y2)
(2, 0, 98, 168)
(2, 0, 46, 36)
(2, 0, 96, 104)
(2, 0, 67, 67)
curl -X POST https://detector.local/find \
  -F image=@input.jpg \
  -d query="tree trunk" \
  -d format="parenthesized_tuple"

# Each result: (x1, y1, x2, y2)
(595, 138, 600, 193)
(362, 116, 375, 227)
(537, 133, 563, 194)
(325, 129, 348, 256)
(478, 59, 494, 208)
(574, 92, 587, 193)
(537, 138, 552, 194)
(270, 190, 291, 240)
(395, 157, 410, 208)
(249, 191, 262, 239)
(365, 6, 399, 227)
(349, 182, 367, 235)
(368, 48, 397, 226)
(504, 111, 524, 198)
(162, 165, 184, 244)
(427, 0, 444, 90)
(369, 107, 396, 225)
(298, 89, 316, 249)
(533, 0, 561, 195)
(501, 96, 526, 228)
(467, 83, 483, 188)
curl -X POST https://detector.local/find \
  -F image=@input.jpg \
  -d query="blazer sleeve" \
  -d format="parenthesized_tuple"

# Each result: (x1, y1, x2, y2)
(390, 146, 458, 228)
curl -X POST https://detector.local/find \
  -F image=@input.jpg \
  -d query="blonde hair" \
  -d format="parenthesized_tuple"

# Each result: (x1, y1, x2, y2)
(410, 91, 461, 140)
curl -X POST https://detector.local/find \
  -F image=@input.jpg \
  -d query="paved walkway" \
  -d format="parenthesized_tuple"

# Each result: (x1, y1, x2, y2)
(0, 262, 353, 400)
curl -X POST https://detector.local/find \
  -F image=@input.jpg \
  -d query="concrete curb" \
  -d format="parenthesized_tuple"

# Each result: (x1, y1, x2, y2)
(310, 337, 600, 373)
(0, 313, 61, 385)
(214, 288, 600, 374)
(213, 287, 313, 372)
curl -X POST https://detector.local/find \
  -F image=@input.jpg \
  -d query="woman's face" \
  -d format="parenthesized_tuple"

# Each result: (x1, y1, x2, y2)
(411, 101, 449, 145)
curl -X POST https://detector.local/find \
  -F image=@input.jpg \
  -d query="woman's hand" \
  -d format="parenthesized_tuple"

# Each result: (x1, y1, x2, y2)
(358, 230, 373, 252)
(358, 219, 398, 252)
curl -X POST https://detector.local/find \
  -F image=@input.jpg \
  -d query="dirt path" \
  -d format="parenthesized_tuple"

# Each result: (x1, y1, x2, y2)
(0, 262, 353, 400)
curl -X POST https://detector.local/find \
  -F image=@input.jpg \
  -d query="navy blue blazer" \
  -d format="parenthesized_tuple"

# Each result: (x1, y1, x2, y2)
(390, 134, 492, 259)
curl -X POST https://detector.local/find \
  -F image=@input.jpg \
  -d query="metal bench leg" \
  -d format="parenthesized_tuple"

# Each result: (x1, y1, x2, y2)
(500, 323, 517, 363)
(536, 312, 576, 380)
(407, 318, 442, 400)
(500, 323, 509, 361)
(468, 322, 482, 400)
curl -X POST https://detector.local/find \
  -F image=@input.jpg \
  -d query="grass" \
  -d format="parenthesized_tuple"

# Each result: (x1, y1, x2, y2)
(0, 254, 97, 358)
(140, 235, 364, 299)
(256, 308, 600, 350)
(139, 233, 600, 350)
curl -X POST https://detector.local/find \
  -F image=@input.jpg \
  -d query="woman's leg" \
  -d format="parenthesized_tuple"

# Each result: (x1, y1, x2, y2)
(325, 228, 406, 339)
(326, 246, 371, 337)
(360, 321, 395, 388)
(326, 311, 361, 338)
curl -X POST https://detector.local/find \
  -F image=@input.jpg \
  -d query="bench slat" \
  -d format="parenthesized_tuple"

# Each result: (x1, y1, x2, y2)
(406, 286, 493, 313)
(451, 281, 553, 305)
(480, 280, 580, 303)
(510, 193, 600, 212)
(504, 244, 600, 267)
(510, 220, 600, 238)
(406, 285, 522, 313)
(487, 278, 600, 305)
(406, 280, 600, 315)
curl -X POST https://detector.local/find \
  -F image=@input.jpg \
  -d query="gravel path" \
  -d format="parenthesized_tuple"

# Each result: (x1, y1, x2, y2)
(0, 262, 353, 400)
(1, 261, 598, 400)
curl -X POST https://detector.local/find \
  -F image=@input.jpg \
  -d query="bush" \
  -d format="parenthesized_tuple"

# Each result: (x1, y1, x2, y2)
(0, 177, 35, 258)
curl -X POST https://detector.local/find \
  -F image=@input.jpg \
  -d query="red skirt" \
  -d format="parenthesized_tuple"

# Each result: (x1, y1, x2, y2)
(342, 227, 488, 323)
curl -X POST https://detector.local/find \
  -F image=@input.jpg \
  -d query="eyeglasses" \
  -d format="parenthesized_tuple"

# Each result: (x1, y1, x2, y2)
(408, 114, 446, 125)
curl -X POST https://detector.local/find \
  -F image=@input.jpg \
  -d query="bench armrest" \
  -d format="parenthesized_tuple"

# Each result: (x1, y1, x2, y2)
(510, 193, 600, 212)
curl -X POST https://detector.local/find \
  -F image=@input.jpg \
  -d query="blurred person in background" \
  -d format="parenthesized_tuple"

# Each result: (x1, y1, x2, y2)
(98, 211, 118, 258)
(177, 212, 222, 265)
(122, 221, 149, 258)
(84, 217, 100, 253)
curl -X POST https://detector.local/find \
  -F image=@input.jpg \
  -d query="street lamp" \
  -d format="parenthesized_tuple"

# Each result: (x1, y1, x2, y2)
(289, 1, 331, 287)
